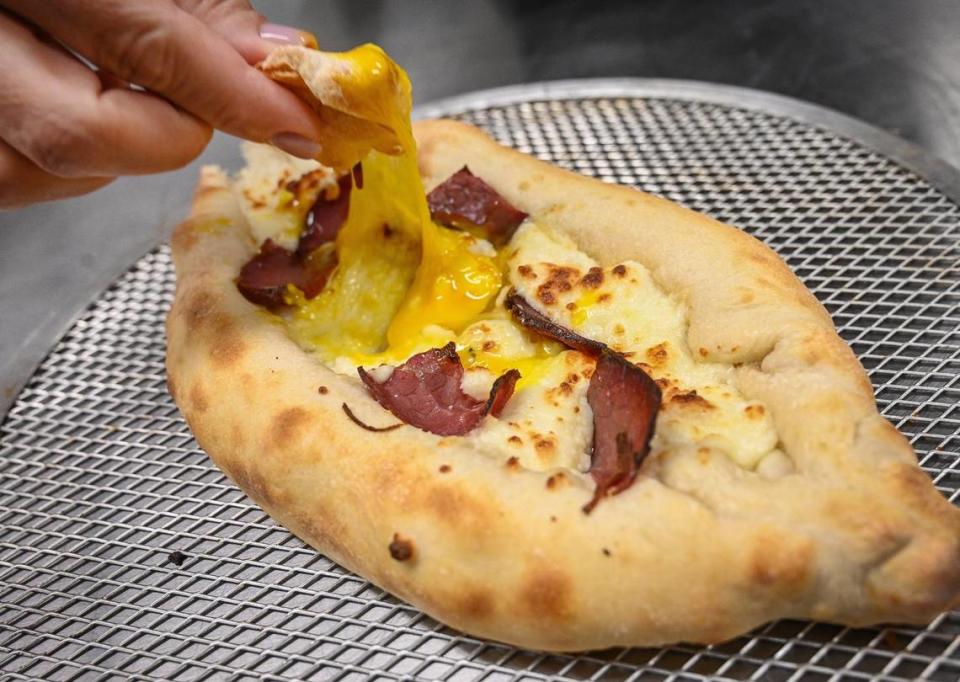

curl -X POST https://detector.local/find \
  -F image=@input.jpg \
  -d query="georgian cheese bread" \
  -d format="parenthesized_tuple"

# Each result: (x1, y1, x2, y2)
(166, 45, 960, 650)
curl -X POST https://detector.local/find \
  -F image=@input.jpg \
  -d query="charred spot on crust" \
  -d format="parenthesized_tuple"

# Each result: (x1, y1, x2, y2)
(507, 436, 523, 447)
(318, 385, 329, 395)
(458, 590, 494, 619)
(189, 383, 209, 414)
(749, 533, 814, 590)
(612, 264, 628, 277)
(184, 291, 217, 329)
(517, 264, 536, 279)
(389, 533, 414, 561)
(209, 316, 247, 367)
(438, 464, 451, 473)
(271, 407, 311, 448)
(602, 548, 612, 557)
(505, 455, 521, 470)
(698, 347, 709, 358)
(520, 566, 572, 620)
(745, 404, 765, 419)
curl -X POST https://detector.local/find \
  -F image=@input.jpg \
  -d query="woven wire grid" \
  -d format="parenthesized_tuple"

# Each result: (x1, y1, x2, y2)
(1, 94, 959, 682)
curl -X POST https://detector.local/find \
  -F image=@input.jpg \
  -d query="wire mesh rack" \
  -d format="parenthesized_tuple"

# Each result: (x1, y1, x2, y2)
(1, 84, 958, 681)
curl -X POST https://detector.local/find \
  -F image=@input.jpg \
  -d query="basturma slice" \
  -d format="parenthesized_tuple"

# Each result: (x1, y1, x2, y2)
(505, 290, 661, 511)
(296, 173, 353, 257)
(237, 171, 352, 308)
(427, 166, 528, 246)
(358, 342, 520, 436)
(584, 351, 662, 513)
(504, 289, 607, 356)
(236, 239, 334, 308)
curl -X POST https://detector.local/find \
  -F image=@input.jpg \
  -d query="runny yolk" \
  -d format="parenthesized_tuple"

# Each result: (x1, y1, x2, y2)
(284, 43, 502, 360)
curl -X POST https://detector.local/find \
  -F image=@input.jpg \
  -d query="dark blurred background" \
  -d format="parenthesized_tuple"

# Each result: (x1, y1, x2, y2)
(269, 0, 960, 164)
(2, 0, 960, 403)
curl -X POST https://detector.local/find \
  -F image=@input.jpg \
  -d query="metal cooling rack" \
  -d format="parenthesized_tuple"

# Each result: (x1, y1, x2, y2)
(1, 82, 959, 681)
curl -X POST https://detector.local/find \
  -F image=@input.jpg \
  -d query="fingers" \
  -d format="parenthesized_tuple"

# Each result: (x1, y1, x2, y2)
(0, 139, 114, 209)
(175, 0, 317, 65)
(0, 12, 212, 178)
(3, 0, 324, 145)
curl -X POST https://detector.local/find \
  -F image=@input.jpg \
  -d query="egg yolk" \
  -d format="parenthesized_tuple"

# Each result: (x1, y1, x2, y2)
(282, 44, 553, 378)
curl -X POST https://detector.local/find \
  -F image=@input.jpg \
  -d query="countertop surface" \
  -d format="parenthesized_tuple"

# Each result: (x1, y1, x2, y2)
(2, 0, 960, 405)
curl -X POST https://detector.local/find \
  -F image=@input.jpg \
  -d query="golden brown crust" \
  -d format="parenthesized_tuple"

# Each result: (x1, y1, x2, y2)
(166, 122, 960, 651)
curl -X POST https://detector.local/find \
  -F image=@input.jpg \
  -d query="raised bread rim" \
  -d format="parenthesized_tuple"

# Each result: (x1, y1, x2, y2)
(166, 118, 960, 651)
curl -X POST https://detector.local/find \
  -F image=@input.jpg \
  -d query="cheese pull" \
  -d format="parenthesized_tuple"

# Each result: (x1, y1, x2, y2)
(261, 44, 503, 360)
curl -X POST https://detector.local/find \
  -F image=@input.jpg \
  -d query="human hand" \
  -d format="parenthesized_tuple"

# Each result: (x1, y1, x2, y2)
(0, 0, 324, 208)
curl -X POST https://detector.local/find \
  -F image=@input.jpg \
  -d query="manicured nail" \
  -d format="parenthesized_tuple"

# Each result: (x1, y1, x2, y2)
(259, 23, 318, 49)
(271, 132, 321, 160)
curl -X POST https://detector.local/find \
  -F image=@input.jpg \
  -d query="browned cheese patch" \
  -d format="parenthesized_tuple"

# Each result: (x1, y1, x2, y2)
(744, 404, 765, 420)
(517, 264, 536, 280)
(645, 342, 670, 368)
(545, 472, 567, 490)
(669, 389, 714, 410)
(579, 267, 604, 289)
(533, 434, 557, 461)
(536, 265, 581, 306)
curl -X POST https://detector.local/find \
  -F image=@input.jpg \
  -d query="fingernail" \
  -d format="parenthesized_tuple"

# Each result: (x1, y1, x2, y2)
(259, 23, 318, 49)
(271, 132, 321, 160)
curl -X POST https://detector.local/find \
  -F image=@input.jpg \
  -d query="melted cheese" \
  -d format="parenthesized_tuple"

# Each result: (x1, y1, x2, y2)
(235, 42, 777, 476)
(509, 223, 778, 469)
(233, 143, 332, 250)
(277, 44, 502, 361)
(468, 351, 594, 472)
